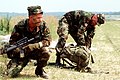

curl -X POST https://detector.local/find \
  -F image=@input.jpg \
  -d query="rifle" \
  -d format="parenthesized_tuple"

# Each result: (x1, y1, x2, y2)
(0, 35, 39, 55)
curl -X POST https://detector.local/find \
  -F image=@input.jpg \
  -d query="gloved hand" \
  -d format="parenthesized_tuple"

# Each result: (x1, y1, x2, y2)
(25, 42, 43, 51)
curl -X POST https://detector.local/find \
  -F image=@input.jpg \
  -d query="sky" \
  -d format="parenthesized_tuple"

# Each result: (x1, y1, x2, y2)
(0, 0, 120, 13)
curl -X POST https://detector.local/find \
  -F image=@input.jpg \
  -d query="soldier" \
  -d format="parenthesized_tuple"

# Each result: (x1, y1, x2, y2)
(55, 10, 105, 68)
(6, 5, 51, 79)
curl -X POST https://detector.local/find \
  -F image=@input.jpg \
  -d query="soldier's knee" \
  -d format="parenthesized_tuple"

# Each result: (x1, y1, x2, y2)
(42, 47, 49, 52)
(42, 52, 50, 61)
(46, 53, 50, 60)
(44, 53, 50, 61)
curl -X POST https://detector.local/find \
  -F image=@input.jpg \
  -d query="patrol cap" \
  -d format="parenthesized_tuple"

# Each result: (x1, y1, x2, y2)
(27, 5, 43, 16)
(97, 13, 105, 24)
(98, 14, 105, 20)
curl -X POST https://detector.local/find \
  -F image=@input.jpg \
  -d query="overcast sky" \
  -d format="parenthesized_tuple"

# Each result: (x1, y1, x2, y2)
(0, 0, 120, 13)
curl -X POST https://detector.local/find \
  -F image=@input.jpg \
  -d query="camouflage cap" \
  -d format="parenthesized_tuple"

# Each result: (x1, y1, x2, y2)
(97, 14, 105, 24)
(27, 5, 43, 16)
(98, 14, 105, 20)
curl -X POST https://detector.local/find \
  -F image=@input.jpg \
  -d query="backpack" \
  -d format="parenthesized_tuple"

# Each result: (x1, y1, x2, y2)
(60, 44, 91, 71)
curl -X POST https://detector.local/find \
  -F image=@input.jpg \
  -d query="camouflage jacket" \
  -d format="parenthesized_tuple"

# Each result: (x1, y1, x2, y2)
(63, 10, 98, 48)
(63, 10, 97, 33)
(9, 19, 51, 47)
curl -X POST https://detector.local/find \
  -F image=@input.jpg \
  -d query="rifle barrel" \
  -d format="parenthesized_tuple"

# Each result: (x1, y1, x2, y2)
(6, 45, 17, 52)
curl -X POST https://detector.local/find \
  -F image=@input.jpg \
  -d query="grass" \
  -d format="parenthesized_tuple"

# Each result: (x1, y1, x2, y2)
(0, 20, 120, 80)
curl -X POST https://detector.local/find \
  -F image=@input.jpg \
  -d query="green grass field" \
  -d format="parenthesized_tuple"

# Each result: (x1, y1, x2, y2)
(0, 20, 120, 80)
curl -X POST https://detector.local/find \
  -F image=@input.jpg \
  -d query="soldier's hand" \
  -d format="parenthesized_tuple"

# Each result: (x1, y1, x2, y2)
(24, 42, 42, 51)
(56, 47, 63, 53)
(28, 43, 38, 51)
(13, 48, 20, 53)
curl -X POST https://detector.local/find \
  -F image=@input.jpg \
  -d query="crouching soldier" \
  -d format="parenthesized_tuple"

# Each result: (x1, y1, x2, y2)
(4, 5, 51, 79)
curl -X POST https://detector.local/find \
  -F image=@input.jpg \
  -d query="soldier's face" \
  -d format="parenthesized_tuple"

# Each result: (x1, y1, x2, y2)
(30, 14, 43, 27)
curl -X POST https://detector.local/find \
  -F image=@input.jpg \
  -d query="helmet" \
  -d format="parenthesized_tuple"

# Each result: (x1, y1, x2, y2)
(97, 14, 105, 25)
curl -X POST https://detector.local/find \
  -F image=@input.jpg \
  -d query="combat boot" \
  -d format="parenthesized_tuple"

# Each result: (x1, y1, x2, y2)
(55, 55, 62, 67)
(85, 67, 93, 73)
(40, 70, 48, 79)
(35, 68, 48, 79)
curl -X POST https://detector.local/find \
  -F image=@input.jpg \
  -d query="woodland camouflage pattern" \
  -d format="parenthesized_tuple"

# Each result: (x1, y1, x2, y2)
(6, 19, 51, 78)
(55, 10, 105, 68)
(60, 44, 91, 72)
(27, 5, 43, 16)
(56, 10, 95, 50)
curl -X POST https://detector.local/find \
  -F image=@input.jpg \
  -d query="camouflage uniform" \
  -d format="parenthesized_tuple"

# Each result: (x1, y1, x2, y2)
(55, 10, 105, 66)
(6, 6, 51, 78)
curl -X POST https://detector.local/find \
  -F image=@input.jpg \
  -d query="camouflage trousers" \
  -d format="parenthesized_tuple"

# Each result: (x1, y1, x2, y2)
(6, 47, 50, 78)
(60, 44, 91, 72)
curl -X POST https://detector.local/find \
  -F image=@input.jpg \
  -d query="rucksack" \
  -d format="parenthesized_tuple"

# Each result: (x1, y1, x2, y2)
(60, 44, 91, 71)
